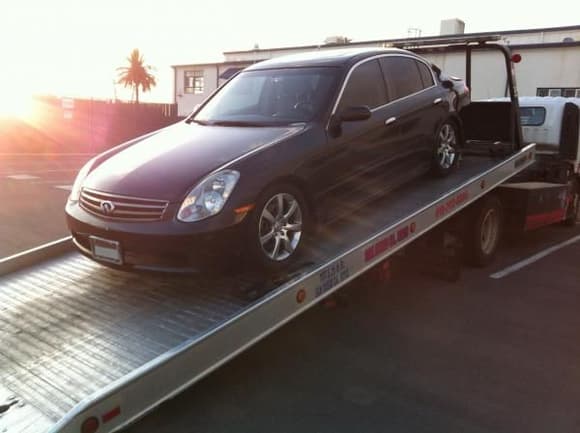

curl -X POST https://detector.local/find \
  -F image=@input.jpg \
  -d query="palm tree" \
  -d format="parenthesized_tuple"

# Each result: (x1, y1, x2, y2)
(116, 49, 157, 103)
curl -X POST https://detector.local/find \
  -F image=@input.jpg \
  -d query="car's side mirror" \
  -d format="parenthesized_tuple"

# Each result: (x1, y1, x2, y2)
(328, 106, 372, 137)
(340, 105, 372, 122)
(441, 80, 454, 90)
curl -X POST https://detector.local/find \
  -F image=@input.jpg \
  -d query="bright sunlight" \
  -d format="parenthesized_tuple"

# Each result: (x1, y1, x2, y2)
(0, 87, 36, 120)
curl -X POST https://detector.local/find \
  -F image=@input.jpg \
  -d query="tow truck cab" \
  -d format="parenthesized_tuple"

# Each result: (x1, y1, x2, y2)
(499, 97, 580, 231)
(519, 97, 580, 168)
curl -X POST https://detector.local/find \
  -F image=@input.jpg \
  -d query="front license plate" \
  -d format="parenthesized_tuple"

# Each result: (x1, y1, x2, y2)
(89, 236, 122, 264)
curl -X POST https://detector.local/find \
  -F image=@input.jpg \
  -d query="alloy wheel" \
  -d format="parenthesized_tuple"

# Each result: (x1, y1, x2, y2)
(437, 124, 457, 169)
(258, 193, 303, 261)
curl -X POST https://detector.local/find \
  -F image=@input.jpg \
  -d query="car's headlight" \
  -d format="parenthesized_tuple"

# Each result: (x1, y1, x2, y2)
(69, 158, 96, 202)
(177, 170, 240, 222)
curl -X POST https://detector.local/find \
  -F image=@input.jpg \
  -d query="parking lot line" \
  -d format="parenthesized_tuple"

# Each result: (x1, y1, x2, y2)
(490, 233, 580, 279)
(0, 169, 79, 176)
(5, 174, 41, 180)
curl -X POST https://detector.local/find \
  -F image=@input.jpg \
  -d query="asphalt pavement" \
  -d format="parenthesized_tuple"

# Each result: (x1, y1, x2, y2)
(125, 223, 580, 433)
(0, 154, 90, 257)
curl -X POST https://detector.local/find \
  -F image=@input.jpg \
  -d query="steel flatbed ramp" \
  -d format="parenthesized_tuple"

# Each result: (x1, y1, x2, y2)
(0, 146, 535, 433)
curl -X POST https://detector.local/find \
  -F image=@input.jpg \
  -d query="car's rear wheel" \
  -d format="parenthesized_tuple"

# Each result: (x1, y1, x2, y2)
(248, 184, 309, 272)
(432, 121, 459, 176)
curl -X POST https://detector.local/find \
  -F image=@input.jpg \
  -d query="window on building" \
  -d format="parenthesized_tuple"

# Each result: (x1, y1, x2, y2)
(184, 70, 204, 94)
(537, 87, 580, 98)
(379, 56, 424, 101)
(338, 60, 388, 110)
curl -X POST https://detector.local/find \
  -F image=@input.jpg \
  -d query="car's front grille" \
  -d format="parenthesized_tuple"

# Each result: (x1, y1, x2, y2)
(80, 188, 169, 221)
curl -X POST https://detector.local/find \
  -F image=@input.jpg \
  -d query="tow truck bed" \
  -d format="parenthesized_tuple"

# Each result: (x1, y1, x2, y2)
(0, 146, 535, 433)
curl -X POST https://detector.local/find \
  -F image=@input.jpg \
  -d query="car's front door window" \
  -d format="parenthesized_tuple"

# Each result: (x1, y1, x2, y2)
(337, 59, 389, 112)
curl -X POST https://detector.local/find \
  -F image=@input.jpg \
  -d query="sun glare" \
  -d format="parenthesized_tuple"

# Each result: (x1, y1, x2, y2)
(0, 89, 36, 120)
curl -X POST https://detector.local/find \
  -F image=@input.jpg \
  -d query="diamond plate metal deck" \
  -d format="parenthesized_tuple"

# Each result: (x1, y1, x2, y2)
(0, 254, 252, 432)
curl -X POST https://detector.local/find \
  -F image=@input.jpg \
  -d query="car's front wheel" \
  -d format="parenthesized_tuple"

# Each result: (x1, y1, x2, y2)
(247, 184, 309, 272)
(432, 121, 459, 176)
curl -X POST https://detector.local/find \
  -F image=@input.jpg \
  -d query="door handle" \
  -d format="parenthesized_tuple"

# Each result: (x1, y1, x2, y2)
(433, 97, 443, 105)
(385, 117, 397, 126)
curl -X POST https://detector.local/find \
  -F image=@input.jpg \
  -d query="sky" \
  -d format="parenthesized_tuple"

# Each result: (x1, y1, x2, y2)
(0, 0, 578, 107)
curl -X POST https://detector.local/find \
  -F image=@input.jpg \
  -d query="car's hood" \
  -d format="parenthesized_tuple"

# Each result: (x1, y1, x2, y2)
(83, 121, 304, 201)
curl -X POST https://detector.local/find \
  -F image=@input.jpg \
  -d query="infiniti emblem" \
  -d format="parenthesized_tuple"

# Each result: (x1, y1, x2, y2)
(100, 200, 115, 215)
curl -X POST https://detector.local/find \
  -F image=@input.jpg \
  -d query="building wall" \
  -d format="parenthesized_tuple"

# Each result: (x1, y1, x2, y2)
(423, 50, 508, 99)
(511, 47, 580, 96)
(422, 46, 580, 99)
(501, 29, 580, 44)
(175, 66, 219, 116)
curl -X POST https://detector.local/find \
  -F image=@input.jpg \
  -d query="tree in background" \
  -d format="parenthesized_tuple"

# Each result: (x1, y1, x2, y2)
(116, 49, 157, 103)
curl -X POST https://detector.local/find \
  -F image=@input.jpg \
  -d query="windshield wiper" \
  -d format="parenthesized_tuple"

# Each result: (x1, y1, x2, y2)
(186, 118, 210, 125)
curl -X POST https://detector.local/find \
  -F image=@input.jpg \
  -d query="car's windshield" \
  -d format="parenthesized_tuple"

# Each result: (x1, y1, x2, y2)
(191, 67, 340, 126)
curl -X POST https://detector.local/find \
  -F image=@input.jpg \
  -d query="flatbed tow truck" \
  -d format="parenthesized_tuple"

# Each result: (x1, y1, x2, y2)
(4, 36, 576, 433)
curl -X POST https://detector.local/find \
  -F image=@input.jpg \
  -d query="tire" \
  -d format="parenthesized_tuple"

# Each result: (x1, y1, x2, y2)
(432, 120, 459, 177)
(246, 183, 310, 272)
(464, 194, 503, 267)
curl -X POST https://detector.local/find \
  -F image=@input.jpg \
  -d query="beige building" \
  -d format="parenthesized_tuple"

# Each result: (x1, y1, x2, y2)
(172, 22, 580, 117)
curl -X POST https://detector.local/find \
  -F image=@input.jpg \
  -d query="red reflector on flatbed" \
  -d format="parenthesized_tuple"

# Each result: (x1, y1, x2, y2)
(81, 417, 99, 433)
(102, 406, 121, 423)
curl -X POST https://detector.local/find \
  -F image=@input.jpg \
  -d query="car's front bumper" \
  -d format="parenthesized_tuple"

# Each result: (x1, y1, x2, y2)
(65, 200, 248, 272)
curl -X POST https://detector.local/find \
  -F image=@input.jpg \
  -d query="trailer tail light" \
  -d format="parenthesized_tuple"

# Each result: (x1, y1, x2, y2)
(81, 416, 99, 433)
(511, 53, 522, 63)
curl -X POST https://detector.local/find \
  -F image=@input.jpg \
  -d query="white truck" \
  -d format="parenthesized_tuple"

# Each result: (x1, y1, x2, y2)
(493, 96, 580, 231)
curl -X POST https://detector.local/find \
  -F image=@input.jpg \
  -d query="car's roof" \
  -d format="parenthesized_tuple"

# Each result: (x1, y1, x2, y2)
(519, 96, 580, 108)
(245, 47, 418, 71)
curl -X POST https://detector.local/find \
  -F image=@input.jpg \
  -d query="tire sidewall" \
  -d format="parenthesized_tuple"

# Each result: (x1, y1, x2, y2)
(466, 194, 503, 267)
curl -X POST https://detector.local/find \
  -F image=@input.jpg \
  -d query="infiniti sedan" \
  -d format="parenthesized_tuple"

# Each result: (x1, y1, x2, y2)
(66, 47, 466, 271)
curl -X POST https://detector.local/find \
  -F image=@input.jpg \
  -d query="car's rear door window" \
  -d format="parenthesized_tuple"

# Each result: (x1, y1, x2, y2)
(379, 56, 424, 101)
(416, 61, 435, 88)
(337, 59, 389, 111)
